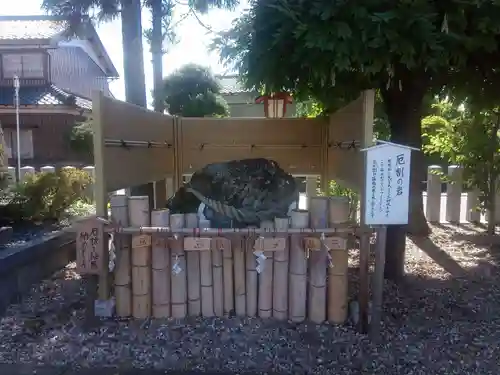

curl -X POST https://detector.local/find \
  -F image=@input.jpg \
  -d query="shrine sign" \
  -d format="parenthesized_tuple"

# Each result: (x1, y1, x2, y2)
(362, 141, 418, 225)
(76, 217, 108, 275)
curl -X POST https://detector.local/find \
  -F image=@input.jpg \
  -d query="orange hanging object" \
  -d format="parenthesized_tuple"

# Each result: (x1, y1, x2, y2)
(255, 92, 293, 118)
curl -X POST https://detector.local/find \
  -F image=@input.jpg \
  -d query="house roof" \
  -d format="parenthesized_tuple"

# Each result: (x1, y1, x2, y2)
(0, 15, 119, 78)
(0, 15, 67, 41)
(0, 85, 92, 110)
(216, 74, 253, 95)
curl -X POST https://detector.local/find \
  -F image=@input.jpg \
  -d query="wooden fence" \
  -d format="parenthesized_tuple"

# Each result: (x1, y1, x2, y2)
(104, 194, 358, 324)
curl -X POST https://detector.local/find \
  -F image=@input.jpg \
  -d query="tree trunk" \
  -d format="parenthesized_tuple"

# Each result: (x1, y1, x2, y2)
(380, 80, 430, 282)
(486, 116, 500, 235)
(486, 178, 496, 235)
(151, 0, 164, 113)
(121, 0, 153, 203)
(120, 0, 147, 107)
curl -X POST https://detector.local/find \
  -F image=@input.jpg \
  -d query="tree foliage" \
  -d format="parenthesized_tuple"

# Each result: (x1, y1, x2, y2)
(43, 0, 239, 41)
(68, 118, 93, 155)
(424, 101, 500, 234)
(162, 64, 229, 117)
(213, 0, 500, 280)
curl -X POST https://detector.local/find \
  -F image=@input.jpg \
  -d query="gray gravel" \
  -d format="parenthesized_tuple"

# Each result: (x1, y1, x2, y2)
(0, 224, 499, 374)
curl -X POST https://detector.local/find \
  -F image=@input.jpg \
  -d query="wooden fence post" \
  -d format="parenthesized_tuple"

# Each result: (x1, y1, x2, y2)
(272, 217, 289, 320)
(111, 195, 132, 317)
(129, 196, 152, 318)
(327, 197, 349, 324)
(289, 210, 309, 322)
(151, 209, 171, 318)
(170, 213, 187, 318)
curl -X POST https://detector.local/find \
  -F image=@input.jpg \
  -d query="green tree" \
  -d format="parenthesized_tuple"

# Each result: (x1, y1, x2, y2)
(213, 0, 500, 280)
(424, 102, 500, 235)
(44, 0, 238, 200)
(162, 64, 229, 117)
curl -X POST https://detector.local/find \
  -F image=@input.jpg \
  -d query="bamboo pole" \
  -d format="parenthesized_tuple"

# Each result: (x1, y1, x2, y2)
(199, 219, 214, 317)
(289, 210, 309, 322)
(151, 209, 171, 318)
(170, 213, 187, 318)
(223, 236, 234, 315)
(232, 234, 246, 316)
(185, 213, 201, 316)
(273, 217, 289, 320)
(245, 226, 258, 317)
(308, 197, 329, 323)
(212, 236, 224, 316)
(110, 195, 131, 317)
(258, 220, 274, 318)
(327, 197, 349, 324)
(129, 196, 152, 319)
(79, 226, 358, 235)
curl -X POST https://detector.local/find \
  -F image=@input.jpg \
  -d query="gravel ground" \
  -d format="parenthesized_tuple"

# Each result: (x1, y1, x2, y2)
(0, 224, 499, 374)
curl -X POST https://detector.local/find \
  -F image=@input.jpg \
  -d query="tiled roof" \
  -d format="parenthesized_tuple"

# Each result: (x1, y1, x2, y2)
(0, 85, 91, 109)
(217, 75, 253, 94)
(0, 16, 67, 41)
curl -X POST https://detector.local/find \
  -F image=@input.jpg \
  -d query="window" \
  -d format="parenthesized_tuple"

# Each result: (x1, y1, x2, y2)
(3, 129, 34, 159)
(1, 53, 45, 79)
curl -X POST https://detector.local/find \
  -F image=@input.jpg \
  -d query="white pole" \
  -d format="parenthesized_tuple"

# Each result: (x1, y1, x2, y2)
(13, 76, 21, 180)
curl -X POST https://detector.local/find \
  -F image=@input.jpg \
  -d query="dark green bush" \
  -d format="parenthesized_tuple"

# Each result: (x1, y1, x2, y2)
(3, 169, 93, 223)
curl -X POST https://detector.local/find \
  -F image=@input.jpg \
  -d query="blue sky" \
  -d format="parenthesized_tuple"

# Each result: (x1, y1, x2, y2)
(2, 0, 247, 103)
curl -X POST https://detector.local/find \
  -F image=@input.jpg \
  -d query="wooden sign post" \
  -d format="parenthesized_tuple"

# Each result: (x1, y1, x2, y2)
(76, 216, 109, 327)
(76, 217, 108, 275)
(361, 140, 419, 340)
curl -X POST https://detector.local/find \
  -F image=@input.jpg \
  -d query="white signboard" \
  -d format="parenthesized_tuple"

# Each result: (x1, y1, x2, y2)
(363, 143, 412, 225)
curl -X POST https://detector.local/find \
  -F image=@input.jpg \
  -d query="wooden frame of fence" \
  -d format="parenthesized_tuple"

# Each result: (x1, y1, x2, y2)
(75, 90, 377, 329)
(90, 90, 375, 218)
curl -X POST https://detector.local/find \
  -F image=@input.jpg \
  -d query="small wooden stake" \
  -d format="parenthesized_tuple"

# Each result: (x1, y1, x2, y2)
(308, 198, 328, 323)
(129, 196, 152, 319)
(245, 226, 258, 317)
(151, 209, 171, 318)
(170, 214, 187, 318)
(289, 210, 309, 322)
(212, 237, 225, 316)
(199, 219, 214, 317)
(358, 232, 370, 334)
(272, 217, 289, 320)
(185, 213, 201, 316)
(232, 234, 246, 316)
(222, 237, 234, 315)
(258, 221, 274, 318)
(111, 195, 132, 317)
(327, 197, 349, 324)
(370, 226, 387, 340)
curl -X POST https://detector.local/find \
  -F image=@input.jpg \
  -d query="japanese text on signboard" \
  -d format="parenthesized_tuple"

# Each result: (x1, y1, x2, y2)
(76, 219, 105, 275)
(364, 145, 411, 225)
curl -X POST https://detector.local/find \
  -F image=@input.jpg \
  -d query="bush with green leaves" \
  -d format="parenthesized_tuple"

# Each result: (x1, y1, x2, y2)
(3, 169, 93, 223)
(317, 180, 359, 222)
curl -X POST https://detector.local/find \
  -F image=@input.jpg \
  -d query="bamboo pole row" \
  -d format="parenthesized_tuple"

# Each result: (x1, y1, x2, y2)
(110, 196, 350, 323)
